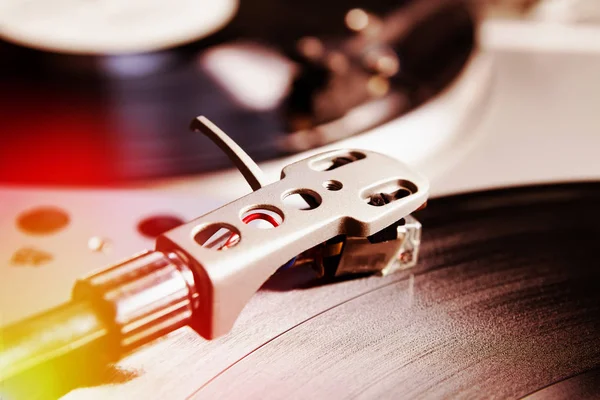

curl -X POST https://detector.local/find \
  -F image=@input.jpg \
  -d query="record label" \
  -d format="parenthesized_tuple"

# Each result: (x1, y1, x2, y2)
(0, 0, 238, 54)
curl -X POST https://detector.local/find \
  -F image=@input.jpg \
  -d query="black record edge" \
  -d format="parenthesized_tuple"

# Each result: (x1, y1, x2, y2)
(417, 180, 600, 221)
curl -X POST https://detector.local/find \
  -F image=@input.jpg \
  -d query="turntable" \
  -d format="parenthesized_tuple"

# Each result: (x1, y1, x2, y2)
(1, 1, 600, 399)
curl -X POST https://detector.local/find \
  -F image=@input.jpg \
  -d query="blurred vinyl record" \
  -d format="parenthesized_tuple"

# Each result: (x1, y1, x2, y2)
(15, 182, 597, 399)
(0, 0, 476, 185)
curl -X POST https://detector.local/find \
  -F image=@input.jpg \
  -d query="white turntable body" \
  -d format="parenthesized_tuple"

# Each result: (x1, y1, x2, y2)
(1, 17, 600, 399)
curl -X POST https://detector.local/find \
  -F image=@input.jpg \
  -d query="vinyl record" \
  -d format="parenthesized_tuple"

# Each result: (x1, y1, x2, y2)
(188, 182, 600, 399)
(20, 182, 598, 400)
(0, 0, 475, 185)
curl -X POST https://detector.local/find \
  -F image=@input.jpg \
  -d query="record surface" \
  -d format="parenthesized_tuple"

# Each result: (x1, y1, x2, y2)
(45, 182, 600, 400)
(192, 182, 600, 399)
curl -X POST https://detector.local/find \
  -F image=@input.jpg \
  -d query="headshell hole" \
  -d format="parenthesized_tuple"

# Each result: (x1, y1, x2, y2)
(309, 151, 366, 172)
(363, 179, 417, 207)
(323, 180, 343, 191)
(240, 206, 283, 229)
(282, 189, 322, 211)
(193, 223, 240, 250)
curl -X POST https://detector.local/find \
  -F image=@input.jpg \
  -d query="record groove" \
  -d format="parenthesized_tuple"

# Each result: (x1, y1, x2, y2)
(191, 182, 600, 399)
